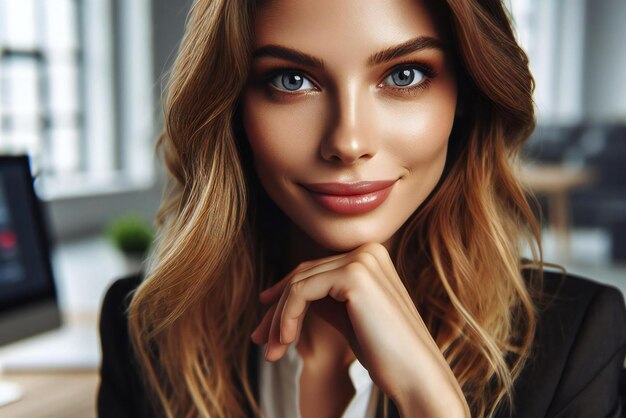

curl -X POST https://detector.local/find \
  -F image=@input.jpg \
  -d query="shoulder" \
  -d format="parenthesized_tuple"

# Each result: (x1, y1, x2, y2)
(531, 269, 626, 353)
(510, 268, 626, 418)
(530, 269, 626, 345)
(99, 274, 143, 358)
(98, 273, 154, 418)
(100, 274, 143, 325)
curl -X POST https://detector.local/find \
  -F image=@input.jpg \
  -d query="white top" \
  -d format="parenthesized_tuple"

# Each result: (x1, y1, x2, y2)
(258, 341, 379, 418)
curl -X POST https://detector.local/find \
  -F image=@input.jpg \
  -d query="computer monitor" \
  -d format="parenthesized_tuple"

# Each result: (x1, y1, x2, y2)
(0, 155, 61, 405)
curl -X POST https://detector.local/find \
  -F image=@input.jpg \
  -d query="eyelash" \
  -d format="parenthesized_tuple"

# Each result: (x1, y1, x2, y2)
(261, 61, 437, 98)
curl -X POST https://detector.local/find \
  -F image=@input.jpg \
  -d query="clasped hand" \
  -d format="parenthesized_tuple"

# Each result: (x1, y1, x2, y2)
(250, 243, 470, 417)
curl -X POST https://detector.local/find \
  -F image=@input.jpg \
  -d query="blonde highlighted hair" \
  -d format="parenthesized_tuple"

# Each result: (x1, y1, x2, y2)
(128, 0, 546, 416)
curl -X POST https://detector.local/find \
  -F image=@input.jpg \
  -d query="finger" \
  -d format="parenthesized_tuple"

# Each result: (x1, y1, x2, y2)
(286, 247, 412, 335)
(264, 254, 360, 354)
(280, 297, 309, 345)
(259, 271, 295, 304)
(259, 252, 349, 304)
(265, 254, 374, 361)
(251, 303, 278, 345)
(357, 244, 423, 326)
(265, 284, 293, 361)
(275, 266, 356, 354)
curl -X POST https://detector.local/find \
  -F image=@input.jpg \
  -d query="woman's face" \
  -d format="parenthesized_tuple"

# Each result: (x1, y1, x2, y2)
(242, 0, 457, 252)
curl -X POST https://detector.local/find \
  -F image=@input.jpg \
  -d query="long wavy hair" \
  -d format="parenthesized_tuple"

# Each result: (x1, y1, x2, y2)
(127, 0, 546, 417)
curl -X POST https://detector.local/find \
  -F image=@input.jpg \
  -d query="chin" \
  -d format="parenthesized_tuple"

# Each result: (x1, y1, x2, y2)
(301, 223, 395, 253)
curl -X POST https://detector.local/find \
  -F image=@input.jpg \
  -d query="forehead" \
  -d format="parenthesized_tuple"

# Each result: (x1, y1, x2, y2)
(253, 0, 446, 56)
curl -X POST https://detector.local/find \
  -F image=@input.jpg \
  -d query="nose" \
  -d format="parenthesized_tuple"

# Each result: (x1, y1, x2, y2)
(320, 81, 378, 165)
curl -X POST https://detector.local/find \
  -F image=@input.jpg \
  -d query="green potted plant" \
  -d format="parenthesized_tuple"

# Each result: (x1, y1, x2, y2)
(106, 215, 154, 273)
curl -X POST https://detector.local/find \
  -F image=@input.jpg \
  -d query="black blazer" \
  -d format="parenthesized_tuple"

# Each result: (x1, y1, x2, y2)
(97, 270, 626, 417)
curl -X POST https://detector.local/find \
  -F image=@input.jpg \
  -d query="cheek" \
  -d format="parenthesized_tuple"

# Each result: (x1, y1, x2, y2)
(381, 94, 456, 167)
(242, 92, 321, 175)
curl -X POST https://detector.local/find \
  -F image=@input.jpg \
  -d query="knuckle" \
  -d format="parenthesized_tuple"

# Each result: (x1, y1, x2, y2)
(296, 260, 313, 271)
(291, 271, 306, 284)
(364, 242, 393, 266)
(286, 279, 302, 295)
(332, 284, 353, 301)
(364, 242, 386, 257)
(285, 280, 296, 293)
(344, 261, 368, 277)
(355, 251, 376, 266)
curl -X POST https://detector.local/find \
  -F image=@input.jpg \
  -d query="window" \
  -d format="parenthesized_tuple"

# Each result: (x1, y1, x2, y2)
(0, 0, 155, 199)
(508, 0, 587, 123)
(0, 0, 81, 177)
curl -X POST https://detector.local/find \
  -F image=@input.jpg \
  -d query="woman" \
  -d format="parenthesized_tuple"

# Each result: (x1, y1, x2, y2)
(98, 0, 626, 417)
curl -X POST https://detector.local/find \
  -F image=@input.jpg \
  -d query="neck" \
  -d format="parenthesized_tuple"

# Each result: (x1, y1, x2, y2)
(285, 222, 339, 270)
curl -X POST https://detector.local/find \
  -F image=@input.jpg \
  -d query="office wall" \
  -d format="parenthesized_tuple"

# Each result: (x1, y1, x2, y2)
(152, 0, 194, 109)
(584, 0, 626, 121)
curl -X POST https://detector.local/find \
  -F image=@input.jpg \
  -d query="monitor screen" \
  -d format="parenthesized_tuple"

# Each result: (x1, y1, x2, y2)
(0, 156, 60, 346)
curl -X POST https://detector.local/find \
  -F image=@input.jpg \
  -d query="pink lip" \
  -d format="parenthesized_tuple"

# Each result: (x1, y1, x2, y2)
(301, 180, 397, 215)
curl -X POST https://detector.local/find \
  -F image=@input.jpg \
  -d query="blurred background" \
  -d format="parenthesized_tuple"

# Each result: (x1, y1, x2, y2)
(0, 0, 624, 416)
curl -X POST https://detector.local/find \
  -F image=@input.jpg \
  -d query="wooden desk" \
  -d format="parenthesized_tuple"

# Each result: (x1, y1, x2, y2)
(519, 163, 594, 258)
(0, 312, 100, 417)
(0, 371, 99, 418)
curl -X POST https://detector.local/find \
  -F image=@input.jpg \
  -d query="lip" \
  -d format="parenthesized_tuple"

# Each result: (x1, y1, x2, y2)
(301, 180, 397, 215)
(301, 180, 397, 195)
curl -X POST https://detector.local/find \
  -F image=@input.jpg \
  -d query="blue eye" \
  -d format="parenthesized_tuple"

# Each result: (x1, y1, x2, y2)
(383, 67, 426, 88)
(269, 71, 315, 92)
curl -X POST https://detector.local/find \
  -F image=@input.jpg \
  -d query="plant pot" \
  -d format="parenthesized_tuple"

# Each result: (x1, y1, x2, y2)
(123, 253, 145, 274)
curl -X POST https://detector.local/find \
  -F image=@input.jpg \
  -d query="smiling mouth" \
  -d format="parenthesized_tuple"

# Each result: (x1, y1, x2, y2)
(300, 180, 397, 215)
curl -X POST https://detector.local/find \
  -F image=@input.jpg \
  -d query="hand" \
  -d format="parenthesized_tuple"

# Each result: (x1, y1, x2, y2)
(250, 243, 470, 417)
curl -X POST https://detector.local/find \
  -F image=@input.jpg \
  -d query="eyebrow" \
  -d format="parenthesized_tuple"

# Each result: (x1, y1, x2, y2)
(368, 36, 446, 66)
(252, 35, 446, 70)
